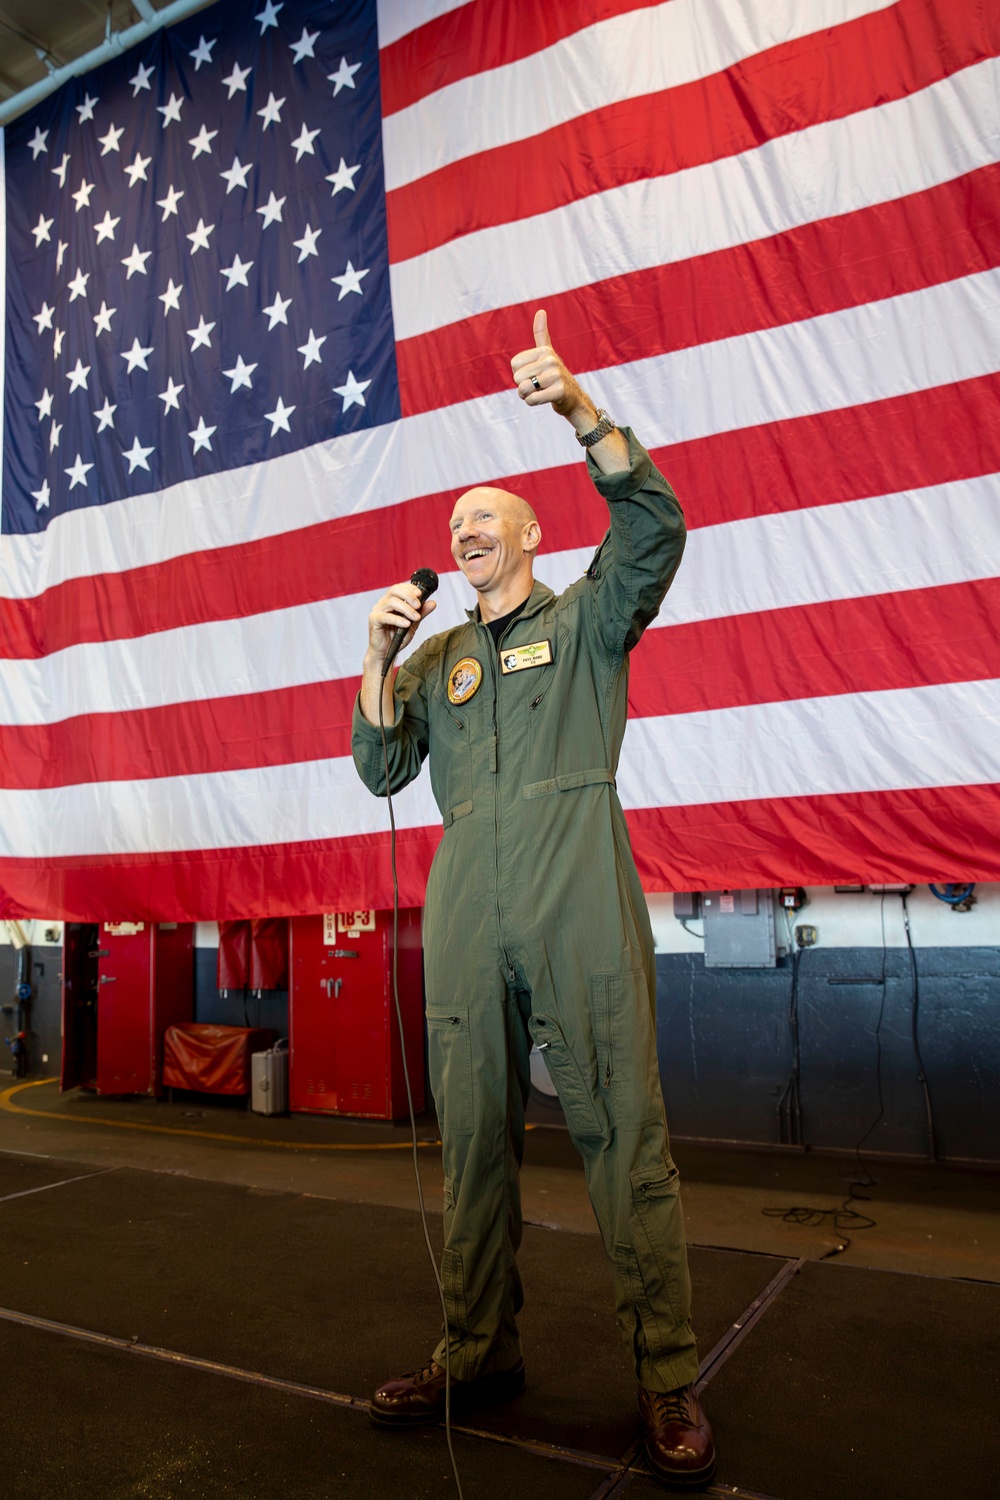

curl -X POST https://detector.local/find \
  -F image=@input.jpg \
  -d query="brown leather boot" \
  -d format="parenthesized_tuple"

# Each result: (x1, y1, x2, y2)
(370, 1357, 526, 1428)
(638, 1382, 716, 1489)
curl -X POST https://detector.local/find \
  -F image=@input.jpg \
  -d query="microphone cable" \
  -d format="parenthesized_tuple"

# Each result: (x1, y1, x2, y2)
(378, 673, 466, 1500)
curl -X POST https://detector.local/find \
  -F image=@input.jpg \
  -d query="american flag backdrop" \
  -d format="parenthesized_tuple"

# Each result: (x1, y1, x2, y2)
(1, 0, 999, 921)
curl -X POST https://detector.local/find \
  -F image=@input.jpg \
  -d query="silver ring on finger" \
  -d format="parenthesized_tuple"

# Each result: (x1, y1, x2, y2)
(530, 376, 541, 391)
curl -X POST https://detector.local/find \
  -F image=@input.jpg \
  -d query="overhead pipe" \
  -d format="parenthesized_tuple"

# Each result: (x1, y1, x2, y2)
(0, 0, 213, 126)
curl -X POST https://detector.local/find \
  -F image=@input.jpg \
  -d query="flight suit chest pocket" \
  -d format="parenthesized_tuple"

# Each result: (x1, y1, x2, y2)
(429, 692, 474, 823)
(426, 1005, 474, 1136)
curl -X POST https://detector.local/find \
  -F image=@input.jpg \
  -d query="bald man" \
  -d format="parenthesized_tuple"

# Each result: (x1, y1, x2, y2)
(352, 314, 715, 1489)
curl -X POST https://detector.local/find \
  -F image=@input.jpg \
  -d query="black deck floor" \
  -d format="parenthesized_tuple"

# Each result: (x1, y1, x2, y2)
(1, 1151, 996, 1499)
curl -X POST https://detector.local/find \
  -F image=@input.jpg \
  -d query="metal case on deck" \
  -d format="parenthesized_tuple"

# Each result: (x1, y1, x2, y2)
(251, 1044, 288, 1115)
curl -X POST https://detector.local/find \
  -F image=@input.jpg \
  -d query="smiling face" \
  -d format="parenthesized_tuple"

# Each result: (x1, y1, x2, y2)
(448, 486, 541, 618)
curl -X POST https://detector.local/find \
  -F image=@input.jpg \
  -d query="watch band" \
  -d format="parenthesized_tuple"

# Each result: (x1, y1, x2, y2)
(576, 408, 617, 448)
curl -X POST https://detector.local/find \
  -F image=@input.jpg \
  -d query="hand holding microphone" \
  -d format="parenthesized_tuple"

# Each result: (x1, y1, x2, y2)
(376, 568, 440, 679)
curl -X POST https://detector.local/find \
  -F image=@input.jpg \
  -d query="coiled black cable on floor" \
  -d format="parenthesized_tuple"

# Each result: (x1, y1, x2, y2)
(378, 688, 465, 1500)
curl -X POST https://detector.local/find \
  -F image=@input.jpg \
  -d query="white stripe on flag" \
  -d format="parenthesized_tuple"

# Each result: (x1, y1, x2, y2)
(382, 0, 898, 189)
(389, 53, 1000, 334)
(4, 265, 1000, 602)
(4, 472, 999, 723)
(2, 677, 998, 857)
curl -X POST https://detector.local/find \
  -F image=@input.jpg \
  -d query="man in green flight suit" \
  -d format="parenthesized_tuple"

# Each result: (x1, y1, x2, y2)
(352, 311, 715, 1489)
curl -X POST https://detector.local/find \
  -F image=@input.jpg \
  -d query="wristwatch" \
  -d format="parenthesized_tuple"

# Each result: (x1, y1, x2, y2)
(576, 408, 617, 447)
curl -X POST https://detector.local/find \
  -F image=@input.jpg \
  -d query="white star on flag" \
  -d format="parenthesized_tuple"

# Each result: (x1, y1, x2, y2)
(121, 337, 155, 373)
(129, 62, 154, 95)
(65, 453, 94, 489)
(93, 398, 117, 432)
(53, 153, 70, 188)
(76, 92, 98, 123)
(32, 479, 51, 511)
(71, 179, 95, 211)
(159, 378, 185, 412)
(258, 92, 286, 128)
(333, 370, 371, 410)
(325, 158, 361, 195)
(293, 224, 321, 262)
(290, 28, 319, 64)
(66, 358, 91, 392)
(157, 185, 185, 220)
(32, 214, 54, 246)
(221, 255, 254, 290)
(53, 328, 65, 358)
(331, 261, 369, 299)
(93, 301, 116, 336)
(35, 388, 53, 419)
(157, 93, 184, 128)
(124, 152, 152, 186)
(223, 356, 258, 392)
(256, 1, 283, 33)
(94, 211, 120, 243)
(297, 329, 326, 368)
(98, 123, 124, 155)
(123, 436, 155, 473)
(328, 58, 362, 96)
(187, 219, 215, 254)
(67, 269, 90, 302)
(220, 156, 252, 193)
(55, 242, 68, 273)
(190, 36, 216, 69)
(257, 192, 286, 228)
(121, 243, 152, 278)
(33, 302, 54, 334)
(263, 292, 292, 328)
(222, 62, 251, 98)
(265, 397, 295, 434)
(187, 316, 215, 351)
(49, 421, 62, 451)
(159, 280, 183, 314)
(189, 417, 217, 454)
(189, 125, 218, 159)
(28, 128, 48, 159)
(290, 124, 320, 161)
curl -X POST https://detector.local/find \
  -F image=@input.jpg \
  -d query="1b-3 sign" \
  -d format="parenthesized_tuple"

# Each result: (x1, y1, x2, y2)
(323, 911, 376, 943)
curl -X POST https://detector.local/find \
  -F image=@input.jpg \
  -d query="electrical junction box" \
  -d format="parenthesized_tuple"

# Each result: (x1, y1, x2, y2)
(702, 890, 776, 968)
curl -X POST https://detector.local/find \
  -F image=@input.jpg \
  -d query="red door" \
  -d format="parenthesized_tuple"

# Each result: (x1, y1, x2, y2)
(95, 925, 155, 1094)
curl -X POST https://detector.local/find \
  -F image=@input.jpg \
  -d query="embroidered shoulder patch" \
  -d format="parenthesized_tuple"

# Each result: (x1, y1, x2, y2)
(447, 656, 483, 704)
(500, 639, 553, 675)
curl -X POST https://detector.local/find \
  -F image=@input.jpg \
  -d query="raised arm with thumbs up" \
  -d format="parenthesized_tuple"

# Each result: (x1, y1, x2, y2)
(509, 308, 631, 474)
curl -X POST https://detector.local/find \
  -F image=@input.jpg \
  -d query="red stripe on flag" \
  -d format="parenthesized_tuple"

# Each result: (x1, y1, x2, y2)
(396, 162, 1000, 418)
(379, 0, 662, 118)
(5, 578, 997, 791)
(3, 371, 999, 660)
(2, 782, 997, 921)
(386, 0, 999, 263)
(629, 578, 1000, 718)
(626, 782, 1000, 890)
(0, 825, 443, 922)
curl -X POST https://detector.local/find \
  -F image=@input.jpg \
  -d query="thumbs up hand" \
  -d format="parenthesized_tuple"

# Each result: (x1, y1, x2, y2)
(511, 308, 591, 422)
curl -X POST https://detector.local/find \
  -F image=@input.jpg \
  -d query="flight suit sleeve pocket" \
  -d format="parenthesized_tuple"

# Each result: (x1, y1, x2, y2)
(426, 1005, 475, 1136)
(527, 1013, 610, 1142)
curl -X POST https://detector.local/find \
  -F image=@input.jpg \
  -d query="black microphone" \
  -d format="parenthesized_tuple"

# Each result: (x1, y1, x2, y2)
(381, 567, 439, 678)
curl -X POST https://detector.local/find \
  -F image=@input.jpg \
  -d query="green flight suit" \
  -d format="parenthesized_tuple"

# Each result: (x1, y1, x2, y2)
(352, 429, 699, 1393)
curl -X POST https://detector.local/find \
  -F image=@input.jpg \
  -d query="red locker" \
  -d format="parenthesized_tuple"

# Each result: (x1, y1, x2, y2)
(61, 921, 194, 1096)
(289, 910, 425, 1118)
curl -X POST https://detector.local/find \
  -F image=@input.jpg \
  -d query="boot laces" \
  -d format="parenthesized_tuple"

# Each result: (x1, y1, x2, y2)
(649, 1385, 695, 1426)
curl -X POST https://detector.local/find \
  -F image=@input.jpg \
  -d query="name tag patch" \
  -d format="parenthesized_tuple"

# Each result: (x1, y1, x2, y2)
(500, 639, 553, 675)
(447, 656, 484, 704)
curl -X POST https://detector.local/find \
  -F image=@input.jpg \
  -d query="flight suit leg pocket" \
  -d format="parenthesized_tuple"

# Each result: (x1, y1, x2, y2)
(426, 1005, 475, 1137)
(528, 1013, 610, 1142)
(628, 1157, 691, 1335)
(593, 968, 662, 1130)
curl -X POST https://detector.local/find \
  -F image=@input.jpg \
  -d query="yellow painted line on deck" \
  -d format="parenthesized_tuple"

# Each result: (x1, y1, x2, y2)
(0, 1078, 439, 1152)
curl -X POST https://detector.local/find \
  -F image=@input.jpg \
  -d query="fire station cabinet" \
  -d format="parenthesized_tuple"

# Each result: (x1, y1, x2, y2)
(60, 921, 194, 1096)
(289, 910, 425, 1118)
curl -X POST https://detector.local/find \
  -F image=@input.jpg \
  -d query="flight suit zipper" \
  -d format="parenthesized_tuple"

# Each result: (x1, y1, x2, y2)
(487, 617, 520, 989)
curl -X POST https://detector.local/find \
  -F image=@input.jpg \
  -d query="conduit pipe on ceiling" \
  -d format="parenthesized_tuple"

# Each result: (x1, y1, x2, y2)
(0, 0, 213, 126)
